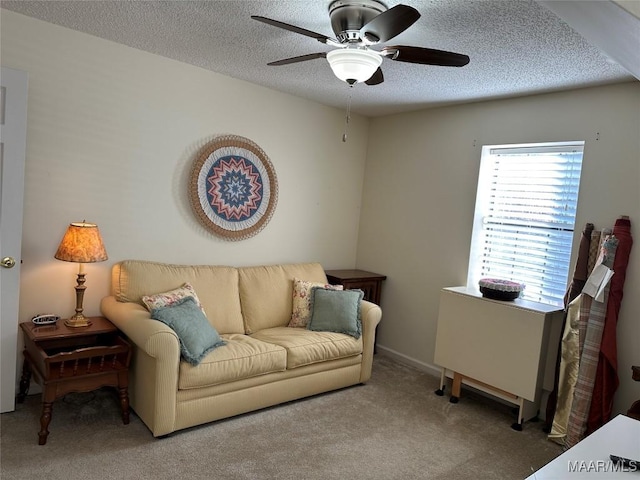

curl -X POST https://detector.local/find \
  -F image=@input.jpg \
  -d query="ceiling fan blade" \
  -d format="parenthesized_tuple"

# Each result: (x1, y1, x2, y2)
(251, 16, 332, 44)
(267, 53, 327, 66)
(365, 67, 384, 86)
(383, 45, 470, 67)
(360, 5, 420, 43)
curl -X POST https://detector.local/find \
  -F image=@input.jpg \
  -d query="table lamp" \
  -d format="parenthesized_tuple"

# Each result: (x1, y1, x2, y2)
(54, 221, 108, 327)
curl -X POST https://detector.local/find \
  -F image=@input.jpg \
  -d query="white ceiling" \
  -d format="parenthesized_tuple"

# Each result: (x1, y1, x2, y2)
(2, 0, 638, 117)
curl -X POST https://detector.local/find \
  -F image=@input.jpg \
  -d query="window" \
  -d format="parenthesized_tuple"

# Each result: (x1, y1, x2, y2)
(467, 141, 584, 306)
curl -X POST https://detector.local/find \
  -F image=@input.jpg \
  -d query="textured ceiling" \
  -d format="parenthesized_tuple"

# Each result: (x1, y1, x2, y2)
(2, 0, 637, 117)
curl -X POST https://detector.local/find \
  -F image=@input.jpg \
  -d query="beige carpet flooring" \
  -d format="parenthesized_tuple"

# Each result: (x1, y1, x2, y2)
(0, 355, 563, 479)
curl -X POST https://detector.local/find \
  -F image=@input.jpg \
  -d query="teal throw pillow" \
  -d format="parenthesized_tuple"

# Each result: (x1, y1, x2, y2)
(307, 287, 364, 339)
(151, 296, 226, 365)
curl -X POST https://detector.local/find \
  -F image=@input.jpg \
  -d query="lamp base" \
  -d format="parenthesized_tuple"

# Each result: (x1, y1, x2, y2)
(65, 314, 92, 328)
(66, 271, 91, 327)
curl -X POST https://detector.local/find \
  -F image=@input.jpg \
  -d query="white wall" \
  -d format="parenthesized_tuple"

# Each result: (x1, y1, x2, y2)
(3, 8, 639, 421)
(359, 82, 640, 417)
(1, 11, 369, 325)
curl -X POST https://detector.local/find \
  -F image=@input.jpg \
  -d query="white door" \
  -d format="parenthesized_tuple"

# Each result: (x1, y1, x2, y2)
(0, 67, 28, 413)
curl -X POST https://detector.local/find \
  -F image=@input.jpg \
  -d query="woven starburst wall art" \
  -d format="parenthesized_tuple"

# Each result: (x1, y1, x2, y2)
(189, 135, 278, 241)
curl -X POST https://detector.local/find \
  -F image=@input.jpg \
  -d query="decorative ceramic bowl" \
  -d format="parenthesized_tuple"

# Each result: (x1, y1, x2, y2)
(478, 278, 524, 301)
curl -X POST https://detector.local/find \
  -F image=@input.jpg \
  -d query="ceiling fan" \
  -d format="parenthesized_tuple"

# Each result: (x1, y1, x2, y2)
(252, 0, 470, 86)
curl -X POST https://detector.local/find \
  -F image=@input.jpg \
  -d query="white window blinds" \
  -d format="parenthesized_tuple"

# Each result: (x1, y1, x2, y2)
(467, 142, 584, 306)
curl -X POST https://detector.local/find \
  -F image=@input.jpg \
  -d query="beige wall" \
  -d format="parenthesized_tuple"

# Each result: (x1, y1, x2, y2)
(358, 82, 640, 416)
(1, 11, 369, 323)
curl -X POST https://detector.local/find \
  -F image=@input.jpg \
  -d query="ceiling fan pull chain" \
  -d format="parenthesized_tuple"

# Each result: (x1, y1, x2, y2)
(342, 90, 352, 143)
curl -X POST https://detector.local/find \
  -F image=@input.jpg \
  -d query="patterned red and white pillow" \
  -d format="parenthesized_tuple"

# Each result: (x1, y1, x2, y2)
(288, 277, 343, 328)
(142, 282, 206, 315)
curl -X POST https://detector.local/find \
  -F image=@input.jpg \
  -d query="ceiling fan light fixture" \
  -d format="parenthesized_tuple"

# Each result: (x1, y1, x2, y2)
(326, 49, 382, 84)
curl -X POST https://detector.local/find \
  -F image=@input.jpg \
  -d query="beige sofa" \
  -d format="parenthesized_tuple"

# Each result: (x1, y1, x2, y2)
(100, 260, 382, 437)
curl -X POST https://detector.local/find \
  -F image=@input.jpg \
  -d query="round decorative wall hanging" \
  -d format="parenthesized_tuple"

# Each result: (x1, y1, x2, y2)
(189, 135, 278, 241)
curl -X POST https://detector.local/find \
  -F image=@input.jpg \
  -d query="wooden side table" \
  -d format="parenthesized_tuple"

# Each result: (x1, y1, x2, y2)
(17, 316, 131, 445)
(325, 269, 387, 305)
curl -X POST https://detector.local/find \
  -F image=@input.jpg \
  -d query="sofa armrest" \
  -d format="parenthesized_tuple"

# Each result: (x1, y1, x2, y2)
(360, 299, 382, 383)
(100, 296, 180, 358)
(100, 296, 180, 436)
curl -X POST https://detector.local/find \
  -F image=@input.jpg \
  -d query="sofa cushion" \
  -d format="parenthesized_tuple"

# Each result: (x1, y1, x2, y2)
(250, 327, 362, 369)
(288, 278, 343, 328)
(308, 287, 364, 339)
(151, 296, 226, 365)
(142, 282, 205, 314)
(112, 260, 244, 334)
(178, 334, 287, 390)
(239, 263, 328, 333)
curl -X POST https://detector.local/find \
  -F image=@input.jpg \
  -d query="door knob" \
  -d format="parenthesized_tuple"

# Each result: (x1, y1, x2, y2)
(1, 257, 16, 268)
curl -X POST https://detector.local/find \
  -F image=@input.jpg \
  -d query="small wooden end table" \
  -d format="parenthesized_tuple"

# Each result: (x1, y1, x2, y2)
(17, 316, 131, 445)
(324, 269, 387, 305)
(325, 269, 386, 353)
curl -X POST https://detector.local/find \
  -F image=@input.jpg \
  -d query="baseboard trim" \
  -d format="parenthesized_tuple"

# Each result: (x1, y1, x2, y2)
(375, 344, 441, 378)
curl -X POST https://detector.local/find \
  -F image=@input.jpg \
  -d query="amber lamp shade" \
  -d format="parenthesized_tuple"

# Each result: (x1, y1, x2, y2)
(55, 222, 108, 327)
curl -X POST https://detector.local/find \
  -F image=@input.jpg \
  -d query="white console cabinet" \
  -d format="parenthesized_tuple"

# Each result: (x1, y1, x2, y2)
(433, 286, 563, 429)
